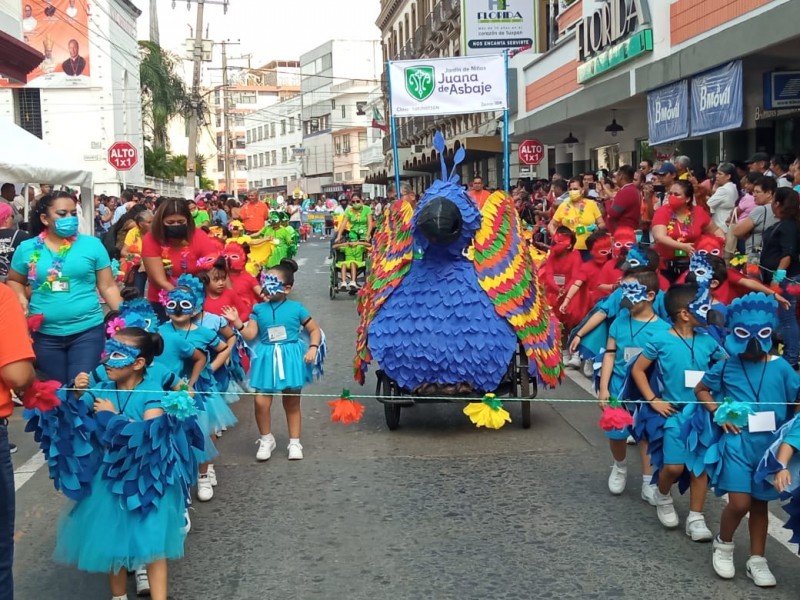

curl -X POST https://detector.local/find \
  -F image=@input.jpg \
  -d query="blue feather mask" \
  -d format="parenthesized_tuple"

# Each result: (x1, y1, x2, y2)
(688, 283, 713, 325)
(620, 280, 649, 308)
(260, 273, 286, 296)
(623, 245, 649, 271)
(164, 286, 197, 316)
(118, 298, 159, 333)
(689, 253, 713, 287)
(104, 338, 141, 368)
(724, 292, 778, 358)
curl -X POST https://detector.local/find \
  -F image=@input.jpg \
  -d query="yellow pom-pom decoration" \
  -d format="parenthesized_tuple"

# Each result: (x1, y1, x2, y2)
(463, 393, 511, 429)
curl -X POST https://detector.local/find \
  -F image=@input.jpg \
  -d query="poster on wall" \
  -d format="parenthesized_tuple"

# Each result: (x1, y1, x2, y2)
(690, 61, 743, 137)
(388, 54, 508, 117)
(460, 0, 536, 56)
(647, 80, 689, 145)
(1, 0, 91, 87)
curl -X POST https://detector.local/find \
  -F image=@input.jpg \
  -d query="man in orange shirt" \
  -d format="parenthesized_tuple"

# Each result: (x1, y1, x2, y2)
(0, 282, 36, 600)
(239, 189, 269, 234)
(469, 175, 491, 207)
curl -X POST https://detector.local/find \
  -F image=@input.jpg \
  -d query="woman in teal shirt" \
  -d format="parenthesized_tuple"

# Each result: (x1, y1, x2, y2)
(7, 192, 121, 384)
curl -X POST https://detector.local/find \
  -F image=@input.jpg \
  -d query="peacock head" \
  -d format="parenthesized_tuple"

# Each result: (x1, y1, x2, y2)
(724, 292, 778, 360)
(412, 131, 481, 255)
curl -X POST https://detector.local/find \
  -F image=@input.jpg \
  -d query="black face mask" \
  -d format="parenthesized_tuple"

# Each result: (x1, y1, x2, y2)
(164, 223, 188, 239)
(740, 337, 767, 361)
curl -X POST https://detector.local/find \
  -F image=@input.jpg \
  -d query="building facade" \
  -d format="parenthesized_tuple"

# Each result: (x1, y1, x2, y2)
(244, 93, 303, 197)
(512, 0, 800, 178)
(299, 39, 382, 198)
(0, 0, 144, 194)
(203, 60, 300, 195)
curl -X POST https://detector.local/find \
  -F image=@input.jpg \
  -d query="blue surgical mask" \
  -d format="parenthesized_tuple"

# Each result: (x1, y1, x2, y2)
(54, 216, 79, 238)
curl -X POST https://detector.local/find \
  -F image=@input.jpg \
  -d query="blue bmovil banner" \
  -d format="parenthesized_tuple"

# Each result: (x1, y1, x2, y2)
(690, 61, 743, 137)
(647, 79, 689, 145)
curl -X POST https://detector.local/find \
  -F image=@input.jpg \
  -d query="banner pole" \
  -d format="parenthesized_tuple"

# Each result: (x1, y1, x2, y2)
(386, 61, 402, 198)
(503, 49, 510, 193)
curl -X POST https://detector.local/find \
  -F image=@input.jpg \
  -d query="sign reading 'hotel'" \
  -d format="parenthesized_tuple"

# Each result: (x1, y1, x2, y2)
(575, 0, 653, 84)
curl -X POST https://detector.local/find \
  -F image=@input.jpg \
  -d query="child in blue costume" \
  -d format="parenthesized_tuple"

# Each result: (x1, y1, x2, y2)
(696, 292, 800, 587)
(60, 328, 201, 600)
(598, 270, 670, 502)
(631, 283, 726, 539)
(156, 276, 236, 503)
(222, 259, 322, 462)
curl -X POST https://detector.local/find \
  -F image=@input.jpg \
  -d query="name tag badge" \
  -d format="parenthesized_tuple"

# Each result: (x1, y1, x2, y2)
(267, 325, 288, 342)
(748, 411, 776, 433)
(553, 275, 566, 286)
(684, 370, 705, 388)
(51, 277, 70, 293)
(623, 347, 642, 362)
(575, 225, 587, 235)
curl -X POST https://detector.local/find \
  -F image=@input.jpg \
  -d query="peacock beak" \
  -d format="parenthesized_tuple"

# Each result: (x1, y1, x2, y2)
(417, 197, 463, 245)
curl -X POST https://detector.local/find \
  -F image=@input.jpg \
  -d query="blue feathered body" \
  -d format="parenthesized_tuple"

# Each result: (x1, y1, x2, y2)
(369, 249, 517, 392)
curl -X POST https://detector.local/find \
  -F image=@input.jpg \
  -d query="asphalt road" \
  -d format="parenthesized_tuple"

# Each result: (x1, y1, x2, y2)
(9, 238, 800, 599)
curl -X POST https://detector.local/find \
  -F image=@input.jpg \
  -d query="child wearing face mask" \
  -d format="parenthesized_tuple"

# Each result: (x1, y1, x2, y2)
(332, 230, 371, 291)
(696, 293, 800, 587)
(222, 259, 323, 462)
(559, 231, 613, 357)
(597, 270, 670, 501)
(592, 225, 637, 305)
(155, 277, 236, 502)
(540, 226, 581, 366)
(261, 213, 297, 268)
(221, 242, 261, 320)
(59, 328, 201, 600)
(631, 283, 726, 539)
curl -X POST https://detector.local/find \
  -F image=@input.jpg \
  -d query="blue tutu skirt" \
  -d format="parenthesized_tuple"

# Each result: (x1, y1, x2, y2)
(53, 471, 187, 573)
(250, 339, 313, 393)
(193, 397, 219, 463)
(195, 373, 238, 432)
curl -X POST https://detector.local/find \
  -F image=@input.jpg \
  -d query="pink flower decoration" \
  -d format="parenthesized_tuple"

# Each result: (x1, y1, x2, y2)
(23, 380, 61, 412)
(158, 289, 171, 306)
(598, 406, 634, 431)
(106, 317, 126, 336)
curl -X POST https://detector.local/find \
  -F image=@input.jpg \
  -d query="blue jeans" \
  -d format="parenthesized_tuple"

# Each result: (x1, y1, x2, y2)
(32, 324, 105, 385)
(0, 421, 14, 600)
(133, 270, 148, 298)
(779, 281, 799, 367)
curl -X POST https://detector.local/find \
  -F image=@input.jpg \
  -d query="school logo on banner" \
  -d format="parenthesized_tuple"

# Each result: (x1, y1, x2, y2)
(404, 66, 435, 102)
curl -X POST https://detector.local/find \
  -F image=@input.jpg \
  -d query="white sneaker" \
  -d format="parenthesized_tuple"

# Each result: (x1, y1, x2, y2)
(134, 569, 150, 596)
(338, 281, 348, 291)
(256, 437, 277, 461)
(348, 280, 358, 290)
(641, 483, 657, 506)
(207, 465, 217, 487)
(196, 474, 213, 502)
(582, 359, 593, 379)
(567, 353, 582, 369)
(712, 536, 735, 579)
(746, 555, 776, 587)
(181, 509, 191, 535)
(287, 441, 304, 460)
(685, 514, 713, 542)
(608, 464, 627, 495)
(626, 435, 636, 445)
(654, 490, 679, 528)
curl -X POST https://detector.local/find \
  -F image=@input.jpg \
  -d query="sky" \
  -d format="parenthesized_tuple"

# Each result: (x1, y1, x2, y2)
(131, 0, 382, 84)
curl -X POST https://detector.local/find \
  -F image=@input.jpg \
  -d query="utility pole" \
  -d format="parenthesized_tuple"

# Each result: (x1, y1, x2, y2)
(221, 41, 231, 194)
(177, 0, 229, 192)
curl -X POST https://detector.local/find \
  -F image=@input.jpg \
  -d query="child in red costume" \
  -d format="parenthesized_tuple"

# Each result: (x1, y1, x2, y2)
(222, 243, 262, 320)
(592, 226, 637, 305)
(540, 226, 581, 312)
(559, 230, 612, 331)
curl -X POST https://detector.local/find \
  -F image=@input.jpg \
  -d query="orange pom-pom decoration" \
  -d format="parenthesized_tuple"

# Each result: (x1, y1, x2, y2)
(745, 263, 760, 276)
(22, 380, 62, 412)
(328, 389, 365, 424)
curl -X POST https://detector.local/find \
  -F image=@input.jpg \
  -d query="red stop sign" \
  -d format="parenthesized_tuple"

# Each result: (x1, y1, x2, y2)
(518, 139, 544, 166)
(108, 141, 138, 171)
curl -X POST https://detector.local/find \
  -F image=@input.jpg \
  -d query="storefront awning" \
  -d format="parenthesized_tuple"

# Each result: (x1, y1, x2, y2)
(0, 30, 45, 83)
(322, 184, 344, 193)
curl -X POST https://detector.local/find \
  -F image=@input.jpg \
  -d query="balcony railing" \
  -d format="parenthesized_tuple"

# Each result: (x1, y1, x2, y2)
(432, 3, 443, 31)
(445, 0, 459, 18)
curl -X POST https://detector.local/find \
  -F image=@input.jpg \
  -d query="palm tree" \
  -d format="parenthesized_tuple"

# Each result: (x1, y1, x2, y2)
(144, 147, 174, 179)
(139, 40, 189, 151)
(149, 0, 160, 44)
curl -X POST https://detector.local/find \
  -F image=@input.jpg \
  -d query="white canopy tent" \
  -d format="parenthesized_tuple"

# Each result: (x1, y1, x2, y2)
(0, 119, 94, 233)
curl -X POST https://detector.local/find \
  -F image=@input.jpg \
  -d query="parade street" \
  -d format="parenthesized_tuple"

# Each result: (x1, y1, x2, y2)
(8, 239, 800, 600)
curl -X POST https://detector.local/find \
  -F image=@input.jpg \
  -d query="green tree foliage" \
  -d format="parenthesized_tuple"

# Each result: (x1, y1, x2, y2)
(139, 40, 189, 152)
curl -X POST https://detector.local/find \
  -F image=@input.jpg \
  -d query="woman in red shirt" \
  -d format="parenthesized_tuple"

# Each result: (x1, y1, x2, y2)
(651, 180, 723, 283)
(142, 199, 219, 322)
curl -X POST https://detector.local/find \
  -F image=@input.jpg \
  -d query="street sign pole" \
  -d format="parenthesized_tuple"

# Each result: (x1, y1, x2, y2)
(503, 49, 510, 193)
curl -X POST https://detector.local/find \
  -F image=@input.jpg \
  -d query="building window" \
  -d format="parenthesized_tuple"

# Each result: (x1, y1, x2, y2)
(270, 123, 276, 137)
(281, 147, 287, 163)
(289, 145, 296, 160)
(281, 119, 286, 135)
(283, 177, 288, 185)
(343, 135, 351, 153)
(289, 117, 295, 133)
(334, 136, 341, 155)
(258, 126, 264, 140)
(356, 101, 367, 116)
(259, 153, 264, 167)
(246, 130, 251, 144)
(361, 169, 370, 179)
(237, 159, 246, 170)
(341, 104, 346, 119)
(233, 115, 245, 127)
(335, 172, 343, 182)
(331, 99, 336, 110)
(271, 150, 277, 164)
(358, 131, 368, 151)
(238, 92, 256, 104)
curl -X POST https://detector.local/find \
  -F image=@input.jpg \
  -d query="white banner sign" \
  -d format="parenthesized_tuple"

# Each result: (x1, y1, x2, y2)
(388, 54, 507, 117)
(461, 0, 535, 56)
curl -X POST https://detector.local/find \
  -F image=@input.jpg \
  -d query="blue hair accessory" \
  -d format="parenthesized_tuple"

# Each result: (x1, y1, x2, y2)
(260, 273, 286, 295)
(688, 282, 712, 325)
(118, 298, 159, 333)
(104, 338, 140, 368)
(620, 280, 648, 305)
(724, 292, 778, 356)
(176, 274, 205, 309)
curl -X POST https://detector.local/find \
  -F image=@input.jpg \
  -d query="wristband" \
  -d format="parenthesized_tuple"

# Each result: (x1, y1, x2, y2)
(309, 344, 319, 349)
(648, 396, 658, 403)
(236, 323, 245, 331)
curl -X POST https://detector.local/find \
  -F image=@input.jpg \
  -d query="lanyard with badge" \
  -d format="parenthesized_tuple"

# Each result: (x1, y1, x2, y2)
(739, 358, 775, 432)
(624, 315, 655, 362)
(670, 329, 707, 388)
(27, 233, 74, 293)
(267, 300, 288, 342)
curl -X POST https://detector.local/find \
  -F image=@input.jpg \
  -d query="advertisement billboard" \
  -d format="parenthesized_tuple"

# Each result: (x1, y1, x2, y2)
(461, 0, 536, 56)
(2, 0, 91, 87)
